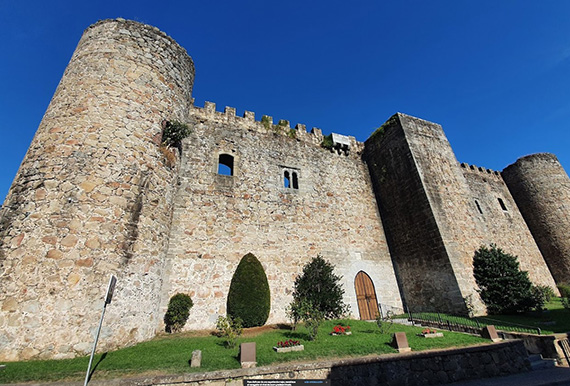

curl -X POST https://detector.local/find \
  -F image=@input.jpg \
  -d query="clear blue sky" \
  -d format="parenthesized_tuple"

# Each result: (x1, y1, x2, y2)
(2, 1, 570, 203)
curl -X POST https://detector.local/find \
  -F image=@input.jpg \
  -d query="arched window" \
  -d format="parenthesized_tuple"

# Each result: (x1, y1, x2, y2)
(218, 154, 234, 176)
(284, 171, 291, 188)
(282, 167, 299, 190)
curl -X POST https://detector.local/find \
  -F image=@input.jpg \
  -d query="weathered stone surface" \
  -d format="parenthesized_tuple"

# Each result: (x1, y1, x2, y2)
(0, 18, 194, 361)
(0, 17, 567, 363)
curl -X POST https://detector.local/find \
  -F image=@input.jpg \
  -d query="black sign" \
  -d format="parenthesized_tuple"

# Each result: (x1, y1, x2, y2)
(104, 275, 117, 305)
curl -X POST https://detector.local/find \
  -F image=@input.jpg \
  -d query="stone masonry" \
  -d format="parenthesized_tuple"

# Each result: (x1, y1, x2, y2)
(0, 18, 568, 361)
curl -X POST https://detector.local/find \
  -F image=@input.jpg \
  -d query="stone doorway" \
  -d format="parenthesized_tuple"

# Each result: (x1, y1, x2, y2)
(355, 271, 380, 320)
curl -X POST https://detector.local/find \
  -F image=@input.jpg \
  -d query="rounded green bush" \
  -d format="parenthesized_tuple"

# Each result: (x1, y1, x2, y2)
(164, 293, 193, 333)
(227, 253, 271, 328)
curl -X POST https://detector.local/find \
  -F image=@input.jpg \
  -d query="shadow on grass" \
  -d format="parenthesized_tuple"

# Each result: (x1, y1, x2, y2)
(87, 352, 107, 382)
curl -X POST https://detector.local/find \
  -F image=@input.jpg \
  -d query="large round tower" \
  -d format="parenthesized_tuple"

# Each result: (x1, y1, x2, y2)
(0, 19, 194, 360)
(502, 153, 570, 285)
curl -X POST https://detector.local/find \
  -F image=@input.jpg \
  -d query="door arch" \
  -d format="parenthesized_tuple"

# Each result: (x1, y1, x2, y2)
(355, 271, 380, 320)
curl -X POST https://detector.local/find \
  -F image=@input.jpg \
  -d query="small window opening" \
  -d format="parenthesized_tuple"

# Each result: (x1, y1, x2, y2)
(475, 200, 483, 214)
(498, 198, 508, 211)
(218, 154, 234, 176)
(292, 172, 299, 190)
(284, 171, 291, 188)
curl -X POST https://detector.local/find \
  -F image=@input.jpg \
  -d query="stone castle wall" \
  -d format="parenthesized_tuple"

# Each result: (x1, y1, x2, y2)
(0, 19, 194, 361)
(0, 18, 567, 361)
(461, 164, 558, 289)
(364, 114, 558, 315)
(159, 102, 403, 329)
(364, 114, 469, 314)
(503, 153, 570, 284)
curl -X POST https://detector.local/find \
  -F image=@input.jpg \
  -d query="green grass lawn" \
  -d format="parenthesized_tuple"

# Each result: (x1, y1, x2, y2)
(410, 298, 570, 335)
(476, 297, 570, 335)
(0, 319, 488, 384)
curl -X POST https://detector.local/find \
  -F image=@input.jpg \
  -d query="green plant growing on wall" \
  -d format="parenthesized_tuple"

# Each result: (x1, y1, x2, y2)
(215, 315, 243, 348)
(290, 255, 348, 320)
(261, 115, 272, 130)
(370, 114, 397, 140)
(473, 245, 538, 314)
(164, 293, 193, 333)
(287, 128, 297, 139)
(162, 120, 191, 150)
(321, 134, 334, 150)
(226, 253, 271, 328)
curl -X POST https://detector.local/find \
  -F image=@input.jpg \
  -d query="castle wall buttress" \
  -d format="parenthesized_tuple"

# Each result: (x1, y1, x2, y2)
(159, 104, 403, 330)
(365, 113, 558, 315)
(0, 19, 194, 361)
(364, 114, 474, 314)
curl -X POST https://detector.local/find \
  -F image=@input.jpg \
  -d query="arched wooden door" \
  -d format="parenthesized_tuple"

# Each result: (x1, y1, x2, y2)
(355, 271, 380, 320)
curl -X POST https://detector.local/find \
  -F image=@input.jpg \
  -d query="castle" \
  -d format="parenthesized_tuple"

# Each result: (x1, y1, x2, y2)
(1, 18, 569, 362)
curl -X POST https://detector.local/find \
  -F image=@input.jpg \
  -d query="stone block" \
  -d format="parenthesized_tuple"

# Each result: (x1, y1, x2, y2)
(481, 325, 501, 342)
(392, 332, 411, 353)
(190, 349, 201, 367)
(240, 342, 256, 368)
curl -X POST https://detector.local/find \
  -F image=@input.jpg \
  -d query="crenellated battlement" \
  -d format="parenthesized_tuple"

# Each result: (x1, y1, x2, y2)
(460, 162, 502, 178)
(189, 101, 364, 156)
(2, 18, 566, 364)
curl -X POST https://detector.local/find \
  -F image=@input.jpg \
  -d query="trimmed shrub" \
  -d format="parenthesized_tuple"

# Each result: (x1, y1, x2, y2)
(291, 255, 348, 320)
(473, 245, 537, 314)
(226, 253, 270, 328)
(164, 293, 193, 333)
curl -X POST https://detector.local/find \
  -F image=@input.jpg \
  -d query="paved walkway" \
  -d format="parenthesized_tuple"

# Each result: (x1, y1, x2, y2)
(447, 366, 570, 386)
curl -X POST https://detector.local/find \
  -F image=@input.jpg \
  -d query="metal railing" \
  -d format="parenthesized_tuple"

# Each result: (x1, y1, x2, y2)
(407, 310, 542, 335)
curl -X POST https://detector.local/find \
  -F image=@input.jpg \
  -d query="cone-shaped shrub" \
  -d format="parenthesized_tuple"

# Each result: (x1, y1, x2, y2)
(227, 253, 270, 327)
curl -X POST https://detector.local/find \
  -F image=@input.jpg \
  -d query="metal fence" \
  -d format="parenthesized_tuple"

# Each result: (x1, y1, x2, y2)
(407, 311, 542, 335)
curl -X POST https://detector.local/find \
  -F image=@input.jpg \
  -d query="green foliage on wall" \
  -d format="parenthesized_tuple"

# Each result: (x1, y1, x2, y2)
(321, 134, 334, 150)
(227, 253, 271, 328)
(473, 245, 538, 314)
(164, 293, 193, 333)
(162, 120, 191, 149)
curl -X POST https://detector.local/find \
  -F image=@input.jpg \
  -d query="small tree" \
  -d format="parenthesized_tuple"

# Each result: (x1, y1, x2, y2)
(215, 315, 243, 348)
(288, 299, 324, 340)
(226, 253, 271, 328)
(164, 293, 193, 333)
(473, 245, 537, 314)
(291, 255, 348, 320)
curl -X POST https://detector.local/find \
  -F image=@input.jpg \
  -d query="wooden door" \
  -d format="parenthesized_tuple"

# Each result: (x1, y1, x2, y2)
(355, 271, 380, 320)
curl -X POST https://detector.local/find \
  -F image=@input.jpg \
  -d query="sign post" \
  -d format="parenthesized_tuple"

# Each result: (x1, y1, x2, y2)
(84, 275, 117, 386)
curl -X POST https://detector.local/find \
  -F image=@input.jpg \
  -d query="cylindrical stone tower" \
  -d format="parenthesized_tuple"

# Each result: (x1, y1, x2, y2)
(0, 19, 194, 361)
(503, 153, 570, 285)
